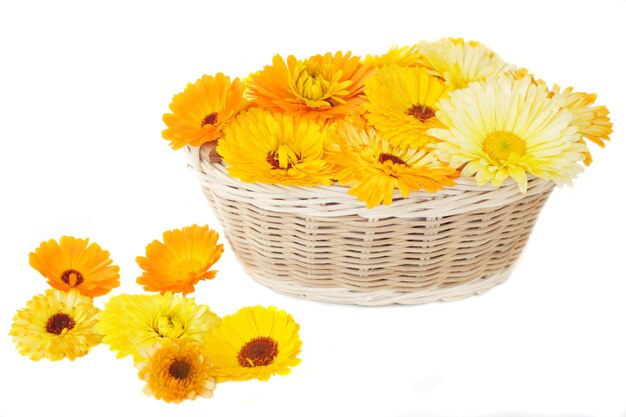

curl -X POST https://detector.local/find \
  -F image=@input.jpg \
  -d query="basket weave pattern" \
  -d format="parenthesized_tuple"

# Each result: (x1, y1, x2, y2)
(189, 146, 554, 306)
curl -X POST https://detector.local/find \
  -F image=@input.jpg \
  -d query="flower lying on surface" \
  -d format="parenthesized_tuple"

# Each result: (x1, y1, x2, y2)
(97, 292, 220, 361)
(136, 339, 216, 403)
(29, 236, 120, 297)
(328, 119, 458, 208)
(204, 306, 302, 382)
(10, 289, 102, 361)
(162, 73, 249, 149)
(136, 225, 224, 295)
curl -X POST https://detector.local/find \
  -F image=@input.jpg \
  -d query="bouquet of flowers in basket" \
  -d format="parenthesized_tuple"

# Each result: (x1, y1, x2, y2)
(163, 37, 612, 208)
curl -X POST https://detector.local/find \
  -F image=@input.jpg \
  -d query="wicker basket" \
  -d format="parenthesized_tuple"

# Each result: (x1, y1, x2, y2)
(188, 145, 554, 306)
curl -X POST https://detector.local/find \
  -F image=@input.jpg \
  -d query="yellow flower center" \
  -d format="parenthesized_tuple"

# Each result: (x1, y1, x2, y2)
(61, 269, 84, 287)
(407, 104, 436, 122)
(378, 153, 406, 165)
(483, 131, 526, 162)
(292, 60, 333, 102)
(156, 314, 185, 339)
(168, 359, 192, 380)
(46, 313, 75, 335)
(201, 112, 218, 127)
(266, 144, 299, 170)
(237, 336, 279, 368)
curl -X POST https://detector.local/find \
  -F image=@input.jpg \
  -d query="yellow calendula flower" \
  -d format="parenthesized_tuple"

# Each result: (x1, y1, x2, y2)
(217, 107, 334, 186)
(97, 292, 220, 361)
(9, 289, 102, 361)
(246, 52, 373, 119)
(29, 236, 120, 297)
(136, 225, 224, 295)
(327, 119, 458, 208)
(204, 306, 302, 382)
(550, 84, 613, 165)
(136, 339, 216, 403)
(364, 65, 450, 149)
(419, 37, 510, 89)
(431, 76, 586, 193)
(162, 73, 249, 149)
(363, 45, 421, 68)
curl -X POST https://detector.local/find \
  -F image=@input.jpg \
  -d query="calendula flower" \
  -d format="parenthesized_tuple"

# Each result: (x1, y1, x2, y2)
(162, 73, 249, 149)
(364, 65, 450, 149)
(97, 292, 220, 361)
(550, 84, 612, 165)
(217, 107, 334, 186)
(136, 339, 216, 403)
(204, 306, 302, 382)
(419, 37, 510, 89)
(363, 44, 421, 68)
(29, 236, 120, 297)
(246, 51, 373, 119)
(327, 119, 458, 208)
(136, 225, 224, 295)
(9, 289, 102, 361)
(431, 76, 586, 193)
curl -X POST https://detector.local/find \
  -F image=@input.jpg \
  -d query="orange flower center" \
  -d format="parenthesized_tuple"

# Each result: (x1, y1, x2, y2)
(378, 153, 406, 165)
(483, 131, 526, 162)
(168, 359, 191, 380)
(237, 336, 279, 368)
(407, 104, 436, 121)
(61, 269, 84, 287)
(201, 112, 218, 127)
(46, 313, 75, 335)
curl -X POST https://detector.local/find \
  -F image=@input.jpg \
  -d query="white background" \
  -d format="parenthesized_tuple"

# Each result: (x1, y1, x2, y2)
(1, 1, 625, 416)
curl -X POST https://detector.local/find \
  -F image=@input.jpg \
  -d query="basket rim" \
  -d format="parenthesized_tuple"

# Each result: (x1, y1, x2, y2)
(187, 145, 555, 219)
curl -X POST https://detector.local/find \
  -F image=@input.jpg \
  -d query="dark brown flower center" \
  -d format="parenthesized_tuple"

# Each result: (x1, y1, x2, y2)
(407, 104, 436, 121)
(61, 269, 84, 287)
(201, 112, 218, 127)
(46, 313, 75, 335)
(237, 336, 279, 368)
(168, 359, 191, 380)
(378, 153, 407, 165)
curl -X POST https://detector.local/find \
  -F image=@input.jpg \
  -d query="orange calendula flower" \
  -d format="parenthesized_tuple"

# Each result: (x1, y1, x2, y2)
(136, 339, 216, 403)
(136, 225, 224, 295)
(162, 73, 249, 149)
(29, 236, 120, 297)
(246, 51, 374, 119)
(327, 119, 458, 208)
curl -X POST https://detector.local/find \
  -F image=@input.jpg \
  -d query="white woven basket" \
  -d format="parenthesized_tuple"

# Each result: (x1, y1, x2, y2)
(188, 145, 554, 306)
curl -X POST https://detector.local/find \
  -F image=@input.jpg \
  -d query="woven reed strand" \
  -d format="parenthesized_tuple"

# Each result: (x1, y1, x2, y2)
(188, 146, 554, 306)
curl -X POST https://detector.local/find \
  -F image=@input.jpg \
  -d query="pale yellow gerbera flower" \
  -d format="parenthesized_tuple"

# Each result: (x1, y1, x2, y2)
(363, 45, 421, 68)
(136, 339, 216, 403)
(419, 37, 511, 89)
(431, 76, 586, 193)
(10, 289, 102, 361)
(217, 107, 334, 186)
(136, 225, 224, 295)
(364, 65, 450, 149)
(97, 292, 220, 361)
(204, 306, 302, 382)
(327, 119, 458, 208)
